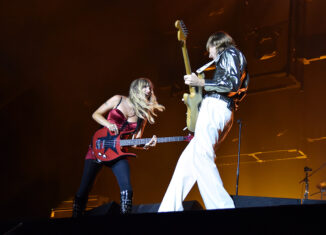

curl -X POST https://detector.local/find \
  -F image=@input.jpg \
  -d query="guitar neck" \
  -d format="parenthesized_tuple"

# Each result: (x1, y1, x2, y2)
(120, 136, 187, 147)
(181, 42, 192, 75)
(180, 41, 199, 94)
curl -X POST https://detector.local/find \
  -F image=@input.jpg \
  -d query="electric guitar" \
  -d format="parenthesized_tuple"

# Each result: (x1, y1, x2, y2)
(92, 127, 193, 162)
(175, 20, 204, 132)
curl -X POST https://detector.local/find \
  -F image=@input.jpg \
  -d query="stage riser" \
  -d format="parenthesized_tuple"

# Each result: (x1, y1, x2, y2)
(86, 196, 326, 215)
(231, 195, 326, 208)
(53, 196, 326, 218)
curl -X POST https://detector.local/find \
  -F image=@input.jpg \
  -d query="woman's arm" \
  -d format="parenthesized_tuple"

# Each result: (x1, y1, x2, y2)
(131, 119, 146, 149)
(131, 119, 157, 150)
(133, 119, 147, 139)
(92, 95, 121, 134)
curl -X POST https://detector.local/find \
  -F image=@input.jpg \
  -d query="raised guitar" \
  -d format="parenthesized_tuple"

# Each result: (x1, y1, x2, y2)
(92, 127, 193, 162)
(175, 20, 204, 132)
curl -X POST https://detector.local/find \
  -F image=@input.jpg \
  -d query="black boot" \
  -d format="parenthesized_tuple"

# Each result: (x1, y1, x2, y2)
(120, 190, 133, 214)
(72, 196, 87, 218)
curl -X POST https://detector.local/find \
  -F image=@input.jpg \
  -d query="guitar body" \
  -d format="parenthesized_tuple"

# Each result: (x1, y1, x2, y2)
(183, 89, 202, 132)
(92, 128, 136, 162)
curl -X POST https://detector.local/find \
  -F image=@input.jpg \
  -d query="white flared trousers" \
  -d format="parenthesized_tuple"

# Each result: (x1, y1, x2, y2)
(158, 97, 235, 212)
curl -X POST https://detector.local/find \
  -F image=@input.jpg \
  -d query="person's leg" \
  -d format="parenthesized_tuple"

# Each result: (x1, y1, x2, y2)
(110, 158, 133, 214)
(193, 98, 235, 209)
(73, 159, 102, 217)
(158, 140, 197, 212)
(195, 158, 235, 209)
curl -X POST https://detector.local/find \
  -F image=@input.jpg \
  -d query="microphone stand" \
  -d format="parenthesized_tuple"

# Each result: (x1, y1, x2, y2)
(299, 166, 312, 203)
(235, 119, 242, 196)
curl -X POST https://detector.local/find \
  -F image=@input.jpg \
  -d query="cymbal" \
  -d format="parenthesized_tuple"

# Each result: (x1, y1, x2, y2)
(317, 182, 326, 190)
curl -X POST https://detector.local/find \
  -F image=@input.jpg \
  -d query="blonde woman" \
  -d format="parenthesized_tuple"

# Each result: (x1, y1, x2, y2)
(73, 78, 164, 217)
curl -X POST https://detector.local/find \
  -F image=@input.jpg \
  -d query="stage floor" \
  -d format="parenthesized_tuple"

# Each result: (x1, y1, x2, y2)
(3, 202, 326, 234)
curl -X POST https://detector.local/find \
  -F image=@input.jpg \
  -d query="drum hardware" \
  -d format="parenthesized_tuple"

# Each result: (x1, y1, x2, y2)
(299, 161, 326, 202)
(317, 181, 326, 200)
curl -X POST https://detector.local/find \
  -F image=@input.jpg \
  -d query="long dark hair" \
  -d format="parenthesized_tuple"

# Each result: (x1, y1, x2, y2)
(206, 31, 235, 52)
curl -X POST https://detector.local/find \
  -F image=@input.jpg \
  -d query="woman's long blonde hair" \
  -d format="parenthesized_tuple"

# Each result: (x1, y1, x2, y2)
(129, 78, 165, 124)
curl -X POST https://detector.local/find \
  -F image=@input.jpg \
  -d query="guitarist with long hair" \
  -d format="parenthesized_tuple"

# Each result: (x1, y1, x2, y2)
(73, 78, 165, 217)
(159, 31, 249, 212)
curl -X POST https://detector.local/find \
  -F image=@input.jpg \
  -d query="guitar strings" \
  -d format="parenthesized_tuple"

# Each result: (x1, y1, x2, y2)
(97, 137, 187, 147)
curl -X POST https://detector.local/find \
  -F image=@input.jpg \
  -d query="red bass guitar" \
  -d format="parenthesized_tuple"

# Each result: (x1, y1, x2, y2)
(92, 127, 193, 162)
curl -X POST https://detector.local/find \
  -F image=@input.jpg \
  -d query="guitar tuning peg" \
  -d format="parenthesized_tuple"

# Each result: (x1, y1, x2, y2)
(183, 127, 188, 131)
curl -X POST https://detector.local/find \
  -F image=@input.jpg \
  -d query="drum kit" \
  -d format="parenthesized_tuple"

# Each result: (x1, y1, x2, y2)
(313, 181, 326, 199)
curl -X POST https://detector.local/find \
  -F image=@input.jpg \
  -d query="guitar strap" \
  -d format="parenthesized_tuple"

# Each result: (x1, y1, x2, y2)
(227, 69, 248, 98)
(133, 118, 144, 134)
(227, 48, 248, 99)
(119, 117, 143, 134)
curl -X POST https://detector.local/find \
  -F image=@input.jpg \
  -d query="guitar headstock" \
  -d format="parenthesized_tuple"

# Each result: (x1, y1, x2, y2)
(175, 20, 188, 43)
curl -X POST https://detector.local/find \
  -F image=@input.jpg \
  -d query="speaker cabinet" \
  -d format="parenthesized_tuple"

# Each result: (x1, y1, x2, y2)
(231, 195, 300, 208)
(132, 200, 203, 213)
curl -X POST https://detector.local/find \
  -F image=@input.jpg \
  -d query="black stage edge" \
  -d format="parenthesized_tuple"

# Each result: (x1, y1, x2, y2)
(3, 198, 326, 234)
(232, 195, 325, 207)
(132, 200, 203, 213)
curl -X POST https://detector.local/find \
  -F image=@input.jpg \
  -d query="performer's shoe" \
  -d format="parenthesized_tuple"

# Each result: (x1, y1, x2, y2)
(120, 190, 133, 214)
(72, 195, 87, 218)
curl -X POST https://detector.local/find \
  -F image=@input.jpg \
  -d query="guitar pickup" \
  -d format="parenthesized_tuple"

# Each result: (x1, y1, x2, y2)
(96, 140, 100, 149)
(96, 140, 104, 150)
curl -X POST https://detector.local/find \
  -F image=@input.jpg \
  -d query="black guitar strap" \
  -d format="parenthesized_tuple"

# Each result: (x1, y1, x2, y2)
(134, 118, 144, 134)
(115, 97, 123, 109)
(119, 117, 143, 134)
(119, 120, 128, 132)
